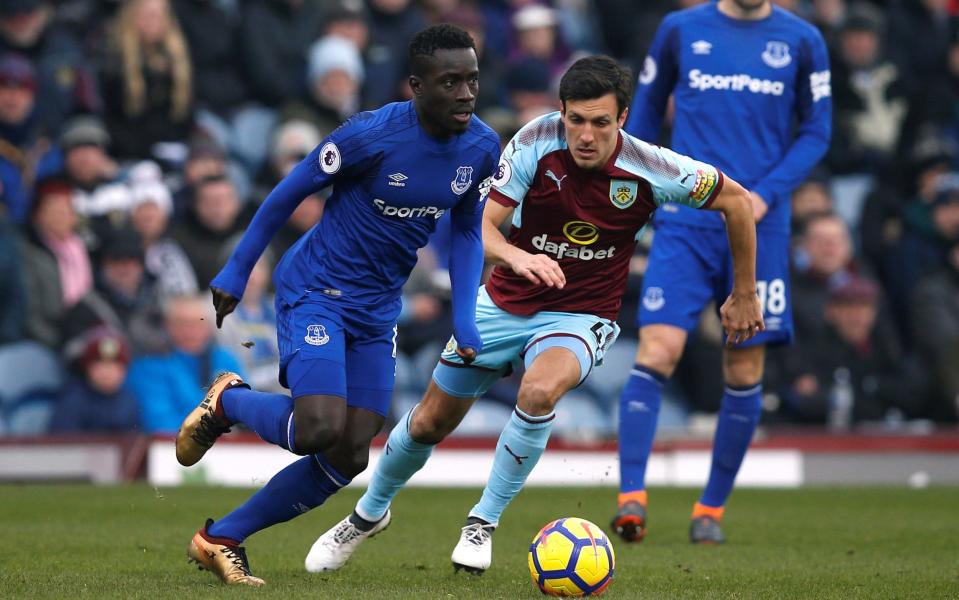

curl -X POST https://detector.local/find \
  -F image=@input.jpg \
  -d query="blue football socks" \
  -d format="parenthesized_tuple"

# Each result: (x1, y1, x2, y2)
(355, 406, 434, 523)
(207, 453, 349, 543)
(469, 406, 555, 526)
(699, 383, 762, 508)
(221, 387, 297, 453)
(617, 364, 666, 494)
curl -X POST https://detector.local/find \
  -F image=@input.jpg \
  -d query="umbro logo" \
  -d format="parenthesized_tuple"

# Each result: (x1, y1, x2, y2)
(692, 40, 712, 55)
(388, 172, 408, 187)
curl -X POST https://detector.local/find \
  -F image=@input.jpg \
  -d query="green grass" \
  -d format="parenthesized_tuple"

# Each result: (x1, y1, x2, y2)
(1, 484, 957, 599)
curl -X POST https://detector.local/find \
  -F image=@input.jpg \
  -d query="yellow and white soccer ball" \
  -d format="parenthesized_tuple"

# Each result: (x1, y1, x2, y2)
(528, 517, 615, 597)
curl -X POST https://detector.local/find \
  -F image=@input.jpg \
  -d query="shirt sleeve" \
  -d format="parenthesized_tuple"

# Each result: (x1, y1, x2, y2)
(625, 12, 680, 142)
(447, 142, 499, 352)
(488, 120, 545, 209)
(632, 138, 725, 209)
(751, 29, 832, 206)
(210, 113, 377, 299)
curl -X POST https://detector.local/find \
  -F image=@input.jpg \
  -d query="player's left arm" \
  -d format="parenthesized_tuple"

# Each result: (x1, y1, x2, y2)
(706, 177, 766, 346)
(750, 29, 832, 219)
(447, 153, 498, 363)
(639, 139, 764, 345)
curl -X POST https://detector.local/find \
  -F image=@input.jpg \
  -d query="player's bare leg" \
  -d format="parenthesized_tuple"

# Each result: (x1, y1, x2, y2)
(306, 383, 476, 572)
(691, 344, 765, 544)
(613, 324, 686, 543)
(453, 347, 581, 574)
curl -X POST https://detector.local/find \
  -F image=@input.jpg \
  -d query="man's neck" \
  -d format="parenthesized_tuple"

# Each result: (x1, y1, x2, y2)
(717, 0, 772, 21)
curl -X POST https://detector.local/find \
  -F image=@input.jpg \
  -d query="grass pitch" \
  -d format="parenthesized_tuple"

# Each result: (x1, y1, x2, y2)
(1, 484, 956, 599)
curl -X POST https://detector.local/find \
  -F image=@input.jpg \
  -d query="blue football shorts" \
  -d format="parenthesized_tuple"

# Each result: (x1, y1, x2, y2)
(433, 286, 621, 398)
(276, 297, 396, 417)
(638, 224, 793, 346)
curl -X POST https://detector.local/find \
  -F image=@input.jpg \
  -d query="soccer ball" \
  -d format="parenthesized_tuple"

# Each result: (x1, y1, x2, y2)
(528, 517, 615, 597)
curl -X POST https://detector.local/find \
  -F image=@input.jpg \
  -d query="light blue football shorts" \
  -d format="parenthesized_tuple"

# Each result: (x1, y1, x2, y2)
(433, 286, 621, 398)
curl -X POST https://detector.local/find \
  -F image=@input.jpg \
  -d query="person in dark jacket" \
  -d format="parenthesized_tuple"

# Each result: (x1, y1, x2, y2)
(49, 326, 141, 433)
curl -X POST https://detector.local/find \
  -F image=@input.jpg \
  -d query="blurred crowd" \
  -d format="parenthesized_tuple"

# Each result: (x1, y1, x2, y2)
(1, 0, 958, 438)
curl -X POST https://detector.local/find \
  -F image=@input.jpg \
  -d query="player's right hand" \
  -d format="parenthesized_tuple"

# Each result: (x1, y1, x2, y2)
(509, 251, 566, 289)
(211, 286, 239, 329)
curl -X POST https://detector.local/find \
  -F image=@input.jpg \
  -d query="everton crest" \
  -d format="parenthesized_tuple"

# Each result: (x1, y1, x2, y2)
(609, 179, 638, 209)
(761, 41, 791, 69)
(451, 165, 473, 195)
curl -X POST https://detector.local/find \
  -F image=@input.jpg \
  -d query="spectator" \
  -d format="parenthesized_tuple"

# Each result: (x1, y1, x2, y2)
(239, 0, 325, 108)
(20, 176, 93, 347)
(172, 136, 228, 219)
(441, 6, 507, 114)
(49, 326, 140, 433)
(791, 173, 834, 238)
(172, 0, 274, 174)
(172, 173, 244, 287)
(127, 294, 244, 434)
(827, 3, 912, 226)
(504, 56, 556, 125)
(777, 276, 925, 424)
(363, 0, 427, 107)
(270, 193, 325, 260)
(128, 176, 198, 298)
(283, 35, 365, 135)
(911, 240, 959, 421)
(0, 53, 58, 223)
(63, 226, 167, 356)
(0, 0, 100, 133)
(59, 115, 131, 241)
(255, 119, 320, 202)
(510, 4, 569, 79)
(791, 213, 857, 340)
(98, 0, 193, 161)
(323, 2, 369, 51)
(216, 252, 283, 393)
(0, 212, 26, 344)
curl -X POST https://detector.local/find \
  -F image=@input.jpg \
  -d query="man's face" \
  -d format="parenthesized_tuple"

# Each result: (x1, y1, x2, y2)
(195, 180, 239, 233)
(0, 6, 50, 48)
(826, 301, 877, 346)
(411, 47, 479, 136)
(561, 93, 626, 170)
(86, 360, 126, 394)
(933, 200, 959, 240)
(131, 201, 168, 243)
(165, 298, 213, 354)
(101, 257, 144, 296)
(803, 217, 852, 276)
(313, 69, 358, 113)
(65, 145, 109, 186)
(840, 29, 879, 68)
(0, 82, 33, 125)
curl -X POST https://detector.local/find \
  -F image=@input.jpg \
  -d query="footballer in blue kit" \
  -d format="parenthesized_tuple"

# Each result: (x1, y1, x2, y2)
(173, 25, 499, 586)
(613, 0, 832, 544)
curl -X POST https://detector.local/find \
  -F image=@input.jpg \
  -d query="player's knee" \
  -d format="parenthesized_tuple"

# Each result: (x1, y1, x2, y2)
(636, 335, 683, 377)
(293, 409, 344, 454)
(723, 350, 765, 386)
(331, 438, 372, 479)
(517, 379, 561, 416)
(409, 409, 456, 445)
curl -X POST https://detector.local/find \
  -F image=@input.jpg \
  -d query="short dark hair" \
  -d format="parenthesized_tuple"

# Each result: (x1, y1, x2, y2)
(409, 24, 475, 76)
(559, 55, 633, 116)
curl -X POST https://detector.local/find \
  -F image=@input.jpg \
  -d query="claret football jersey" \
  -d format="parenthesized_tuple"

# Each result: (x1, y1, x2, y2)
(486, 112, 724, 320)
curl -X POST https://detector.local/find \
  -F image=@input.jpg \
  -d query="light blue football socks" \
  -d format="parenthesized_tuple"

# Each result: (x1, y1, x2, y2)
(469, 406, 555, 526)
(355, 406, 434, 522)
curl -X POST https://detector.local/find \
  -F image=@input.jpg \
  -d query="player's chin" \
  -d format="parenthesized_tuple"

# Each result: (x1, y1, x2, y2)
(449, 112, 472, 131)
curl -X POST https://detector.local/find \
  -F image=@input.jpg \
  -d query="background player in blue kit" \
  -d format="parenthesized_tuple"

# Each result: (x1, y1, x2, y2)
(612, 0, 832, 544)
(305, 56, 763, 576)
(173, 24, 500, 586)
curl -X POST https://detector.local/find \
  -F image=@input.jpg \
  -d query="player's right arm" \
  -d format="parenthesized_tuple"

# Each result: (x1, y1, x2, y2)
(209, 115, 372, 326)
(482, 201, 565, 289)
(624, 12, 680, 140)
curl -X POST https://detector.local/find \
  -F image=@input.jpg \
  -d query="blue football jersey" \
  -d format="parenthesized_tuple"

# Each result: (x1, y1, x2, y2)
(213, 101, 500, 342)
(626, 3, 832, 234)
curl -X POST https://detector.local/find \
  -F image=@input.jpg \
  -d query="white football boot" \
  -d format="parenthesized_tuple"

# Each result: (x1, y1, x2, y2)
(451, 521, 495, 574)
(304, 510, 391, 572)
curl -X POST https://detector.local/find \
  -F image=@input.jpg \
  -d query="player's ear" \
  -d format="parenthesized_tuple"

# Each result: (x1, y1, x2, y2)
(617, 106, 629, 128)
(409, 75, 423, 97)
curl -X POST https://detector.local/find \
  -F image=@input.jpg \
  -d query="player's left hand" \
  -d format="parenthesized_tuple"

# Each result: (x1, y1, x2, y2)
(719, 291, 765, 347)
(455, 346, 477, 365)
(748, 192, 768, 223)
